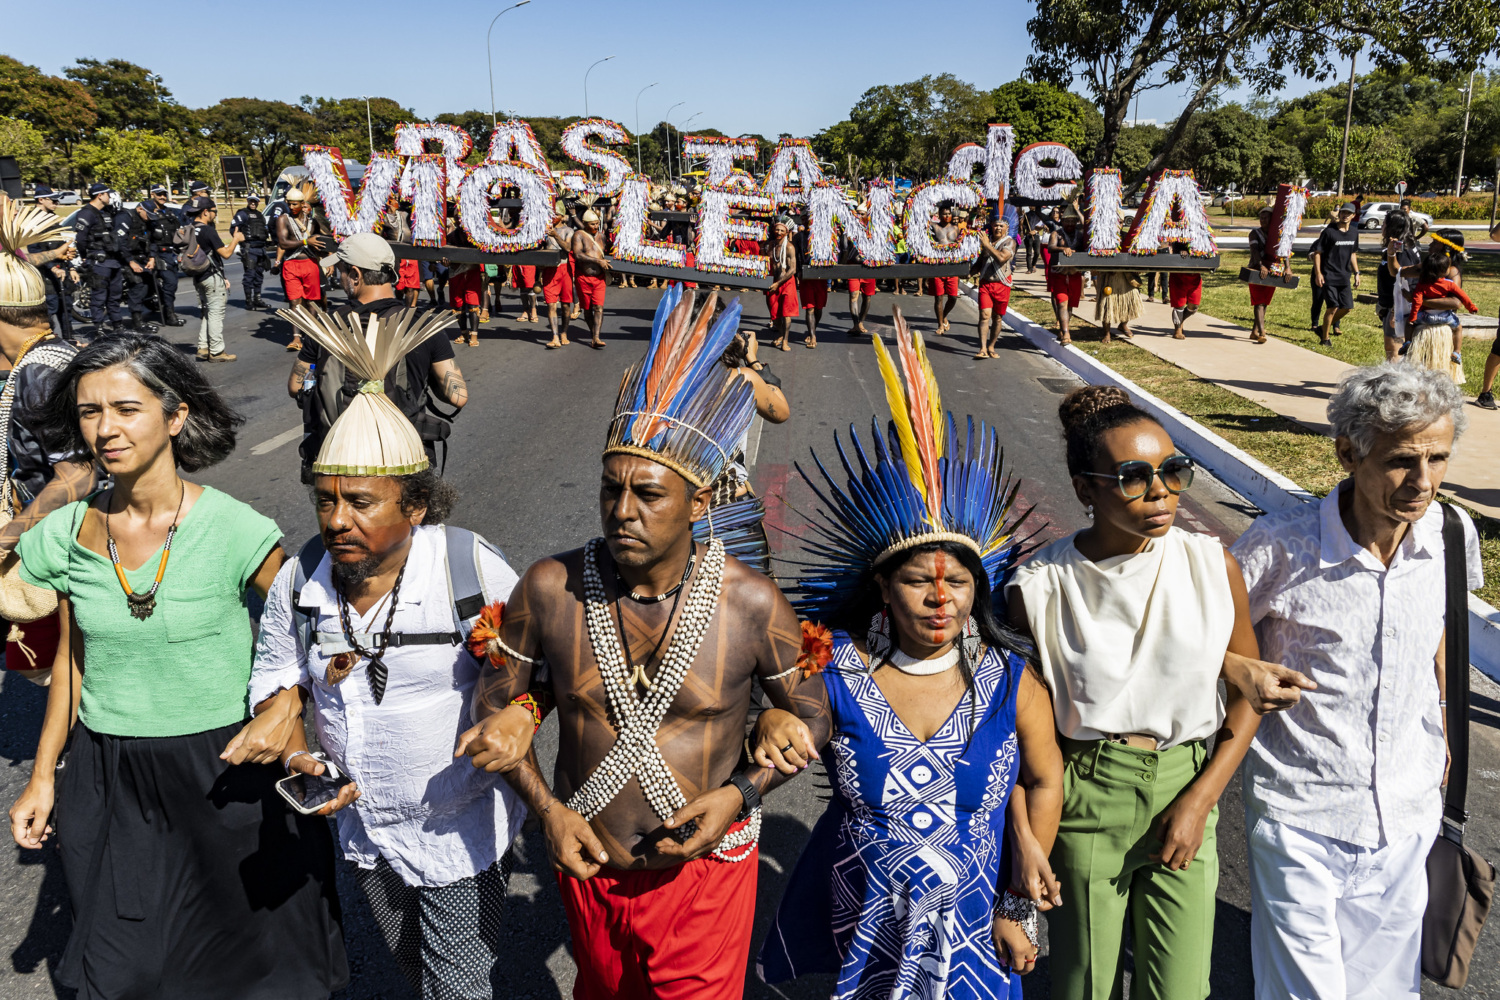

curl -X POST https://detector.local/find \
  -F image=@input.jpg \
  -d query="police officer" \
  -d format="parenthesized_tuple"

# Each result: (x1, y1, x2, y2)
(26, 185, 79, 343)
(188, 180, 211, 200)
(113, 197, 162, 334)
(73, 183, 124, 338)
(147, 185, 186, 326)
(230, 193, 271, 309)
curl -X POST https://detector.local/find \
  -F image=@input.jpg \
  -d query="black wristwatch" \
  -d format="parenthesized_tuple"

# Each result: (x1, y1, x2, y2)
(725, 773, 761, 822)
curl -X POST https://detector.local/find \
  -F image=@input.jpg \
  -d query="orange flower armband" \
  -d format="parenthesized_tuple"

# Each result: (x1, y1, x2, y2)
(466, 600, 540, 669)
(765, 621, 835, 683)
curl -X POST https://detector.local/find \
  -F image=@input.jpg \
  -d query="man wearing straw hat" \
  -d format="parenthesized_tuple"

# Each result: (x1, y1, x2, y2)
(240, 302, 531, 1000)
(462, 286, 830, 1000)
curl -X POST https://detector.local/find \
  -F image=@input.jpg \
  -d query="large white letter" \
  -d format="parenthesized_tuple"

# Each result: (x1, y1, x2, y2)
(557, 118, 632, 196)
(394, 122, 473, 200)
(485, 119, 547, 168)
(683, 135, 759, 190)
(399, 154, 447, 247)
(302, 146, 401, 238)
(806, 180, 896, 267)
(1269, 182, 1310, 261)
(457, 162, 555, 252)
(1087, 168, 1124, 255)
(944, 124, 1015, 203)
(696, 187, 774, 277)
(1012, 141, 1081, 203)
(762, 138, 826, 208)
(1124, 170, 1217, 255)
(902, 181, 981, 264)
(611, 173, 688, 267)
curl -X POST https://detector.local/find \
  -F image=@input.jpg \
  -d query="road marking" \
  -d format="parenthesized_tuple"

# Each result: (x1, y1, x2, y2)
(744, 416, 765, 468)
(250, 427, 303, 456)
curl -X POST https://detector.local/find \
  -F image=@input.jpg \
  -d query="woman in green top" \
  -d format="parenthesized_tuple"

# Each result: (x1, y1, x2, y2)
(6, 334, 347, 999)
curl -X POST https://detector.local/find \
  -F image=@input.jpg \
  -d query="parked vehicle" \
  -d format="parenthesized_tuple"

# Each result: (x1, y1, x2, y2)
(1359, 201, 1433, 234)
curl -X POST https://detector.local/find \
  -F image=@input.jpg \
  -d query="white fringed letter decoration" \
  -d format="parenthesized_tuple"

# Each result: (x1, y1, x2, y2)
(486, 119, 547, 168)
(1087, 169, 1124, 256)
(683, 135, 759, 187)
(696, 186, 773, 277)
(556, 119, 633, 196)
(458, 162, 555, 252)
(399, 154, 448, 247)
(944, 124, 1015, 205)
(1012, 141, 1081, 204)
(1269, 182, 1310, 264)
(806, 180, 896, 267)
(302, 146, 402, 238)
(612, 173, 689, 267)
(1124, 170, 1217, 256)
(761, 139, 826, 208)
(394, 123, 474, 200)
(902, 180, 982, 265)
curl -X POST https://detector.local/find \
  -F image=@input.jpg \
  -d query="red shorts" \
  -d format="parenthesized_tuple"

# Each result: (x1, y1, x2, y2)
(798, 279, 828, 310)
(1169, 273, 1203, 309)
(577, 274, 607, 309)
(669, 251, 698, 290)
(559, 838, 758, 1000)
(396, 258, 420, 291)
(979, 281, 1012, 313)
(542, 263, 573, 304)
(1049, 273, 1084, 306)
(4, 610, 60, 673)
(281, 257, 323, 302)
(511, 265, 537, 289)
(732, 239, 761, 257)
(766, 282, 800, 320)
(928, 275, 960, 297)
(849, 278, 877, 296)
(1249, 283, 1276, 306)
(449, 267, 482, 308)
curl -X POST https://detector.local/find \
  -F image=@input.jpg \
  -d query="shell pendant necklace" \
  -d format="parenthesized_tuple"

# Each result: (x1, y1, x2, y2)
(105, 481, 186, 621)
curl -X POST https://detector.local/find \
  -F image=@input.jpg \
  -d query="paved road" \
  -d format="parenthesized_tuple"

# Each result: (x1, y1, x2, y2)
(0, 262, 1494, 998)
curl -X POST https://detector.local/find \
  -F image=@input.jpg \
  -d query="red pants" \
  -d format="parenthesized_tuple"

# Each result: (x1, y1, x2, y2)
(577, 275, 607, 309)
(559, 844, 758, 1000)
(979, 281, 1012, 313)
(511, 264, 537, 289)
(396, 258, 420, 291)
(449, 268, 482, 308)
(542, 260, 573, 304)
(1169, 273, 1203, 309)
(669, 251, 698, 290)
(798, 279, 828, 310)
(848, 278, 877, 296)
(732, 239, 761, 257)
(4, 610, 60, 673)
(1049, 273, 1084, 306)
(281, 257, 322, 302)
(1249, 283, 1276, 306)
(766, 282, 799, 320)
(927, 275, 959, 298)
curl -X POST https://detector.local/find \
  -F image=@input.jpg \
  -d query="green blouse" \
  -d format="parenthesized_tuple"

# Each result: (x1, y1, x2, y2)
(17, 487, 281, 738)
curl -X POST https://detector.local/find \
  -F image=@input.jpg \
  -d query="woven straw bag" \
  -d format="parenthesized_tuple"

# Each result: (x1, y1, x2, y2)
(0, 340, 73, 623)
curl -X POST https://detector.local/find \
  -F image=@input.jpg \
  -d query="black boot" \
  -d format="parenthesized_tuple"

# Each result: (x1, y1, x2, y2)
(129, 314, 160, 335)
(162, 301, 186, 327)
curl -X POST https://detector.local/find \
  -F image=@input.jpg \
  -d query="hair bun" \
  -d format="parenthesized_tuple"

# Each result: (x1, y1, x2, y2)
(1058, 385, 1133, 436)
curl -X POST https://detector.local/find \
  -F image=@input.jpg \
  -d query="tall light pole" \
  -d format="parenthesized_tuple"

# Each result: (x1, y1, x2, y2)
(662, 101, 685, 180)
(584, 55, 615, 117)
(361, 95, 374, 158)
(677, 113, 701, 181)
(1455, 69, 1476, 196)
(1334, 49, 1357, 197)
(634, 82, 659, 173)
(487, 1, 532, 130)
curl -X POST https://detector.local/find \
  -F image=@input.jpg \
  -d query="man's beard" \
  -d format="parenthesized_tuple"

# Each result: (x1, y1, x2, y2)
(330, 553, 381, 592)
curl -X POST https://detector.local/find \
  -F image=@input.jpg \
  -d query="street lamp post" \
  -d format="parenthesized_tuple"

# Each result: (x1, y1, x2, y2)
(584, 55, 615, 117)
(634, 82, 659, 173)
(677, 113, 702, 181)
(361, 95, 374, 158)
(662, 101, 685, 180)
(487, 1, 532, 131)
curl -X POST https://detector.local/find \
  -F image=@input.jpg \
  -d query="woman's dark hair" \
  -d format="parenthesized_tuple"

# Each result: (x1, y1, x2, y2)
(42, 333, 243, 472)
(397, 468, 458, 525)
(1383, 211, 1410, 242)
(1058, 384, 1162, 477)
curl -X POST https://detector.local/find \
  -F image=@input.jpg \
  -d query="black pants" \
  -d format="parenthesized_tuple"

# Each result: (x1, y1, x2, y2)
(156, 255, 179, 317)
(243, 248, 268, 301)
(1311, 283, 1324, 329)
(43, 267, 74, 340)
(122, 265, 151, 324)
(88, 263, 124, 327)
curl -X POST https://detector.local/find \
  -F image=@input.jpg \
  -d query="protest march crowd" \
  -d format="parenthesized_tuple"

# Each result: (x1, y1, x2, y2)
(0, 100, 1492, 1000)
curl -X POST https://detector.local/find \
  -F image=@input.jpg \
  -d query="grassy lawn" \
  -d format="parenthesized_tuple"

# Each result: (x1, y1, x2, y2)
(1013, 285, 1500, 606)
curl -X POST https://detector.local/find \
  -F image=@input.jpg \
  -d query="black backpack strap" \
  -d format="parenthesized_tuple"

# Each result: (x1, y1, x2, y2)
(1441, 504, 1471, 839)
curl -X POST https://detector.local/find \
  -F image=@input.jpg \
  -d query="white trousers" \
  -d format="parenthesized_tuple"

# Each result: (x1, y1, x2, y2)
(1247, 812, 1435, 999)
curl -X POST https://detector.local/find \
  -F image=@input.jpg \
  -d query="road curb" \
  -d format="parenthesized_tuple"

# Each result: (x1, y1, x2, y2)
(966, 280, 1500, 684)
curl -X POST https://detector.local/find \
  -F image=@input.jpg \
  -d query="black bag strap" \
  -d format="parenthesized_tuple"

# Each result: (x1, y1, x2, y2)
(1441, 504, 1470, 838)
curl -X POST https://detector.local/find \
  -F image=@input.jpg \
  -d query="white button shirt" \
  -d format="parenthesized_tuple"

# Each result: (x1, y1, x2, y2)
(1231, 484, 1481, 848)
(250, 524, 527, 887)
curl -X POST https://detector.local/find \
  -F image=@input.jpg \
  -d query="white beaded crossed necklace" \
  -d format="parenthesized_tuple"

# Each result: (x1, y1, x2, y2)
(568, 537, 760, 862)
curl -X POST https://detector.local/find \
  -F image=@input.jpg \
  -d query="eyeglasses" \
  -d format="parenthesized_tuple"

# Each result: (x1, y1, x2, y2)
(1080, 454, 1195, 499)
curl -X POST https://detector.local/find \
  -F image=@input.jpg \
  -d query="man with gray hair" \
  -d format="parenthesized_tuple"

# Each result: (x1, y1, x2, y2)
(1230, 362, 1481, 998)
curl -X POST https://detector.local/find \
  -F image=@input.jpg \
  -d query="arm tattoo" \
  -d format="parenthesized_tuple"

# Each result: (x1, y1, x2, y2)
(288, 360, 310, 399)
(440, 369, 468, 407)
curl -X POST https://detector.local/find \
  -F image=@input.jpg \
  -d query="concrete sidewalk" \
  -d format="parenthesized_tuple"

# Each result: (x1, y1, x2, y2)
(1010, 267, 1500, 518)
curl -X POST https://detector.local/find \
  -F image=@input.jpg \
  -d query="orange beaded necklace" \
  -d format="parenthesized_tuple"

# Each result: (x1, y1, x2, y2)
(105, 480, 185, 621)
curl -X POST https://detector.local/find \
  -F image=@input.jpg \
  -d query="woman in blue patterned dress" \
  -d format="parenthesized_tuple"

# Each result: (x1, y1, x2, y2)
(751, 314, 1064, 999)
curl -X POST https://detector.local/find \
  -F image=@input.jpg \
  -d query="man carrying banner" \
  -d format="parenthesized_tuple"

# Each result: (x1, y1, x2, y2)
(928, 204, 961, 334)
(276, 187, 335, 352)
(765, 217, 800, 351)
(571, 211, 610, 349)
(463, 287, 830, 1000)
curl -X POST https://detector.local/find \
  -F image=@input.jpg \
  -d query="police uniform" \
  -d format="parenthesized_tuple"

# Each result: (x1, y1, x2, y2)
(27, 185, 76, 342)
(73, 184, 124, 334)
(231, 197, 271, 309)
(113, 203, 161, 334)
(147, 186, 186, 326)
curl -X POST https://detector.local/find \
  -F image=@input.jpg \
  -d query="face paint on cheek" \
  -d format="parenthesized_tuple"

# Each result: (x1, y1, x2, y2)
(933, 550, 948, 607)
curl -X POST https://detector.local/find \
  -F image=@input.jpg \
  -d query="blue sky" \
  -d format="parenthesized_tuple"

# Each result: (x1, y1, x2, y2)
(16, 0, 1315, 139)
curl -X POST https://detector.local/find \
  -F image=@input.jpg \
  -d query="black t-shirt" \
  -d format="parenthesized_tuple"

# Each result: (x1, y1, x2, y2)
(1247, 227, 1270, 270)
(194, 222, 226, 277)
(297, 297, 456, 419)
(1376, 244, 1420, 309)
(6, 346, 89, 502)
(1309, 224, 1358, 284)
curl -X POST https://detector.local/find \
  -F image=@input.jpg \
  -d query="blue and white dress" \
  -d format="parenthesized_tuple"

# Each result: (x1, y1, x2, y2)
(758, 631, 1025, 1000)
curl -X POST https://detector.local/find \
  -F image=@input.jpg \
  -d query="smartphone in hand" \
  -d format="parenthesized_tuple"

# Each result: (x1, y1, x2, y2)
(275, 755, 352, 815)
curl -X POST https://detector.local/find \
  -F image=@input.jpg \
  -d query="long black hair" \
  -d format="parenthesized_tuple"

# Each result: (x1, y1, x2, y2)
(42, 334, 244, 472)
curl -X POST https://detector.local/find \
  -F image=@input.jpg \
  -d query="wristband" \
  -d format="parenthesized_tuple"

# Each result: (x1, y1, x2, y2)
(509, 692, 544, 733)
(995, 888, 1040, 948)
(283, 749, 313, 775)
(725, 772, 761, 822)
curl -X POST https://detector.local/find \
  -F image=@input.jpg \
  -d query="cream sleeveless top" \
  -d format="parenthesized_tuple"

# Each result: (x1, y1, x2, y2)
(1008, 526, 1234, 749)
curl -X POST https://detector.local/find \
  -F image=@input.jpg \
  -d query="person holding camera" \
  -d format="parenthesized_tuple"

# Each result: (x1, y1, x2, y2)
(71, 184, 124, 341)
(183, 197, 243, 362)
(231, 194, 272, 310)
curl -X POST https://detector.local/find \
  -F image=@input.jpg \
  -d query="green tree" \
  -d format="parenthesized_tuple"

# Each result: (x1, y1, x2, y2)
(304, 95, 414, 162)
(64, 58, 194, 134)
(990, 80, 1096, 157)
(199, 98, 317, 189)
(1309, 123, 1413, 191)
(0, 55, 96, 144)
(1168, 103, 1270, 189)
(72, 127, 185, 195)
(1113, 123, 1164, 179)
(0, 117, 46, 180)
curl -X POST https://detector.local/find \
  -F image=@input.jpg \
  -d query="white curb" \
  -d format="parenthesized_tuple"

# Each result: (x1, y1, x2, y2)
(966, 281, 1500, 683)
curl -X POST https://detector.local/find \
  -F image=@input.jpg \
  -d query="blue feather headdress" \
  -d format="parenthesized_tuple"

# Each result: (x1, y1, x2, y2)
(604, 285, 757, 489)
(789, 309, 1036, 620)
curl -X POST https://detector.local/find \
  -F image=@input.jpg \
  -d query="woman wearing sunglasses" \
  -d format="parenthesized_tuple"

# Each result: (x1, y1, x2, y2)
(1005, 385, 1264, 1000)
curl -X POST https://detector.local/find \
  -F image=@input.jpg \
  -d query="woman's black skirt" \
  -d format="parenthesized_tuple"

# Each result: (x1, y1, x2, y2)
(55, 721, 349, 1000)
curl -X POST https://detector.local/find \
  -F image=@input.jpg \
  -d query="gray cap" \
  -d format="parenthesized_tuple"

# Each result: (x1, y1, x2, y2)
(1339, 202, 1358, 214)
(333, 231, 395, 272)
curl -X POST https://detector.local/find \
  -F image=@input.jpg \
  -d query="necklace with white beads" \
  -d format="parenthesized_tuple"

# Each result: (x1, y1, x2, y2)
(888, 645, 960, 676)
(567, 537, 759, 862)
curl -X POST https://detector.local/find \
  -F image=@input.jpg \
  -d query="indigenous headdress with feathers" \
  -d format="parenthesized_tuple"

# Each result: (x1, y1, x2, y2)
(0, 195, 67, 308)
(281, 305, 457, 476)
(604, 284, 756, 489)
(790, 308, 1035, 620)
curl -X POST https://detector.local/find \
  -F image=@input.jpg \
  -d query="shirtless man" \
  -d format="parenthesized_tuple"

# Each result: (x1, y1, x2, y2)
(765, 217, 799, 351)
(462, 290, 830, 999)
(542, 210, 576, 349)
(928, 205, 962, 334)
(571, 211, 610, 349)
(974, 217, 1016, 359)
(1048, 208, 1088, 345)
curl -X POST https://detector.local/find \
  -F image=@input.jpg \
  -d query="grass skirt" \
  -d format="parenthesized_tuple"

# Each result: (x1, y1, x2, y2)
(1404, 323, 1465, 385)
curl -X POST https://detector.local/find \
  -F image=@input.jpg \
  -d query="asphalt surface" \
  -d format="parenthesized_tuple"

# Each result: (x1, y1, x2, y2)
(0, 261, 1495, 998)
